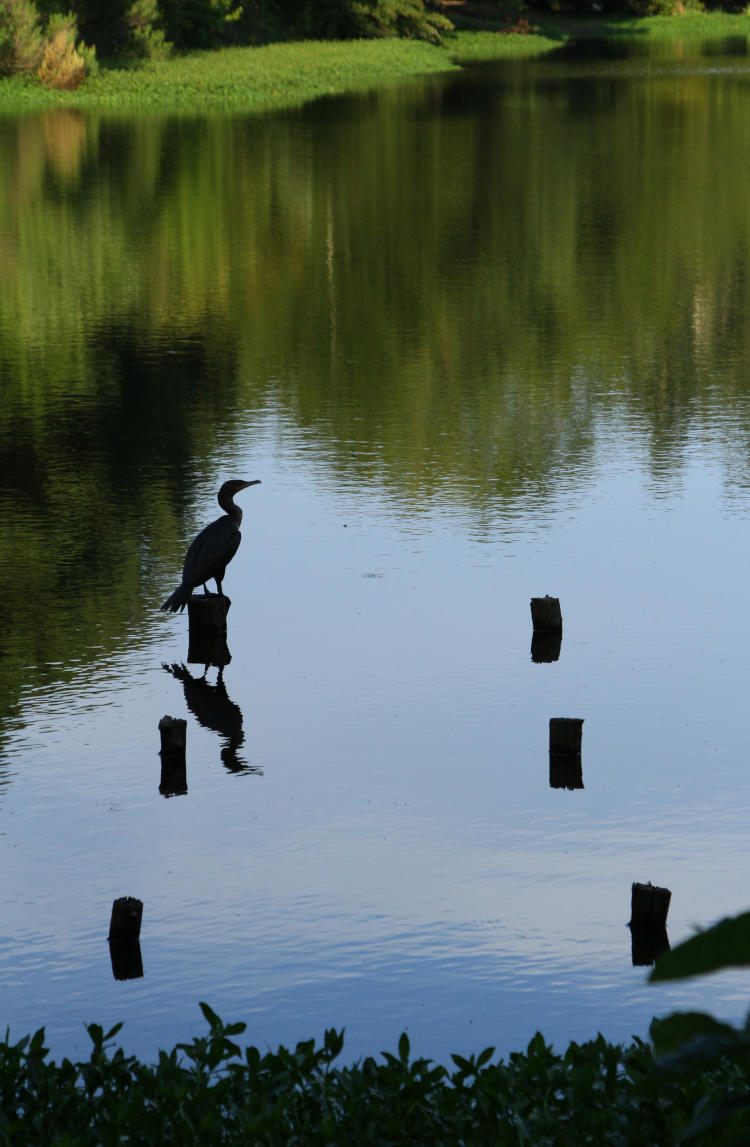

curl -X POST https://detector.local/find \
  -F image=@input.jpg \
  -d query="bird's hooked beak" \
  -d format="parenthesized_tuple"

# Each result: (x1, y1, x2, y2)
(239, 480, 261, 489)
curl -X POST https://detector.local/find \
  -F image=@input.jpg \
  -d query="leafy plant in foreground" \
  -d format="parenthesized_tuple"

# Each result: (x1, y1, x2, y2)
(0, 999, 746, 1144)
(650, 910, 750, 1142)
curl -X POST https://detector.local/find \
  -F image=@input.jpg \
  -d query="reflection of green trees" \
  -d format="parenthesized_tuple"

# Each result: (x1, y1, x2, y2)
(1, 56, 750, 720)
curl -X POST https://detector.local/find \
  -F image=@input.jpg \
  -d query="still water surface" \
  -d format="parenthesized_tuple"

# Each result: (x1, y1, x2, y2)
(2, 37, 750, 1064)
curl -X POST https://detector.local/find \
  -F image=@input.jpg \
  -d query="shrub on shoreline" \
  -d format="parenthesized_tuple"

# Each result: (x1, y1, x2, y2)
(0, 1002, 747, 1145)
(0, 0, 96, 84)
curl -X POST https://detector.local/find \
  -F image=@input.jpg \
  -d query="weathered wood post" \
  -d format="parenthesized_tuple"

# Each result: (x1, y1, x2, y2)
(630, 882, 671, 929)
(549, 717, 584, 789)
(187, 593, 230, 633)
(531, 596, 562, 631)
(159, 715, 187, 796)
(159, 715, 186, 757)
(549, 717, 583, 756)
(108, 898, 144, 981)
(531, 597, 563, 662)
(629, 882, 671, 966)
(108, 896, 142, 942)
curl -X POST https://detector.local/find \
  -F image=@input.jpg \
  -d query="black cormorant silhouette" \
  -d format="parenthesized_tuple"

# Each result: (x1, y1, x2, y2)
(161, 478, 260, 613)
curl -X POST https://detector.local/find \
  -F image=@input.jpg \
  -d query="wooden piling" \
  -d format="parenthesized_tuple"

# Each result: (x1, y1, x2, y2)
(630, 882, 671, 929)
(629, 882, 671, 965)
(187, 593, 230, 633)
(549, 717, 583, 756)
(159, 715, 186, 758)
(108, 896, 143, 942)
(530, 596, 562, 631)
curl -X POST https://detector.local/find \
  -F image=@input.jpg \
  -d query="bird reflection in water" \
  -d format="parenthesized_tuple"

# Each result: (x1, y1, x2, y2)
(163, 663, 261, 775)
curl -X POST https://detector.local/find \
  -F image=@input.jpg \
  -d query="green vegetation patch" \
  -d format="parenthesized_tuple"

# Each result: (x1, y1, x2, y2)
(1, 1001, 748, 1145)
(0, 37, 458, 112)
(1, 13, 750, 112)
(450, 12, 750, 61)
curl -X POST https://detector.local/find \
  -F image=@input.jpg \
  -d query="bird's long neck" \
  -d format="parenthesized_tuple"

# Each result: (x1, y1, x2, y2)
(218, 489, 242, 524)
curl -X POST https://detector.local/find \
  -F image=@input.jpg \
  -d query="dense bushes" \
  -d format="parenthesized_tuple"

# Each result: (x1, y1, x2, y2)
(240, 0, 453, 44)
(0, 1002, 748, 1145)
(0, 0, 456, 68)
(0, 0, 43, 74)
(0, 0, 454, 73)
(0, 0, 95, 86)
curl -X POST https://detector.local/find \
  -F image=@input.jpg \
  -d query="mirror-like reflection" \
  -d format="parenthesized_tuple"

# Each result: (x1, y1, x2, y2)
(2, 39, 750, 1064)
(163, 663, 257, 776)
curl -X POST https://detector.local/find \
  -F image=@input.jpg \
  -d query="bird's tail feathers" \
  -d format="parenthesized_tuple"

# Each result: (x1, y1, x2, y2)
(161, 584, 192, 613)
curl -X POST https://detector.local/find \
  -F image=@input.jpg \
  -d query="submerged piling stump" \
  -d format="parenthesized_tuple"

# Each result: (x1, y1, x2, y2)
(108, 896, 143, 943)
(187, 593, 230, 633)
(629, 882, 671, 966)
(630, 882, 671, 930)
(549, 717, 583, 756)
(531, 596, 563, 631)
(159, 715, 186, 758)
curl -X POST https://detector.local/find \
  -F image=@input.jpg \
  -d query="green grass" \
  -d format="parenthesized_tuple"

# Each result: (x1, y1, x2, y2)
(1, 12, 749, 115)
(0, 38, 460, 114)
(450, 11, 750, 61)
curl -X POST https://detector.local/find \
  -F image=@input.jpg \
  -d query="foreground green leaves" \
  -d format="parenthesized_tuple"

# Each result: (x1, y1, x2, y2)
(0, 1004, 747, 1145)
(649, 910, 750, 1142)
(650, 911, 750, 983)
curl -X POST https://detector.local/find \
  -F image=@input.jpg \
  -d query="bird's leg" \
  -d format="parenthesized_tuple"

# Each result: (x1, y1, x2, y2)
(202, 583, 210, 595)
(215, 577, 223, 597)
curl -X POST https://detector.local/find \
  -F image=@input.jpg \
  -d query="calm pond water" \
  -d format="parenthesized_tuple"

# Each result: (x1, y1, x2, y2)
(2, 36, 750, 1065)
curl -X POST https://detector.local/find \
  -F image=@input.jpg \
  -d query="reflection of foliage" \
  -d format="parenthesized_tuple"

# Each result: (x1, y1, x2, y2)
(1, 58, 750, 718)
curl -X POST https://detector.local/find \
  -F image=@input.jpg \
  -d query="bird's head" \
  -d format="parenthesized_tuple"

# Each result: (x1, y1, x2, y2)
(218, 478, 261, 511)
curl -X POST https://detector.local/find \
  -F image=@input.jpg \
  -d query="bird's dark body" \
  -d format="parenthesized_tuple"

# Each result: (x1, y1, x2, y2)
(161, 479, 260, 613)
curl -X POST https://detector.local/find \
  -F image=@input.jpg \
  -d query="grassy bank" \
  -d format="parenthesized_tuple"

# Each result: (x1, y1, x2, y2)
(453, 11, 750, 60)
(1, 12, 749, 114)
(0, 1004, 747, 1144)
(0, 38, 460, 113)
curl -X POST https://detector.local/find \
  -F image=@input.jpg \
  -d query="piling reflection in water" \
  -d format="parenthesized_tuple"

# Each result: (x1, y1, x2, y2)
(109, 940, 144, 981)
(186, 627, 231, 672)
(530, 597, 563, 662)
(531, 630, 562, 663)
(163, 663, 260, 776)
(629, 882, 671, 966)
(549, 719, 584, 789)
(630, 925, 670, 967)
(549, 755, 584, 790)
(108, 896, 144, 981)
